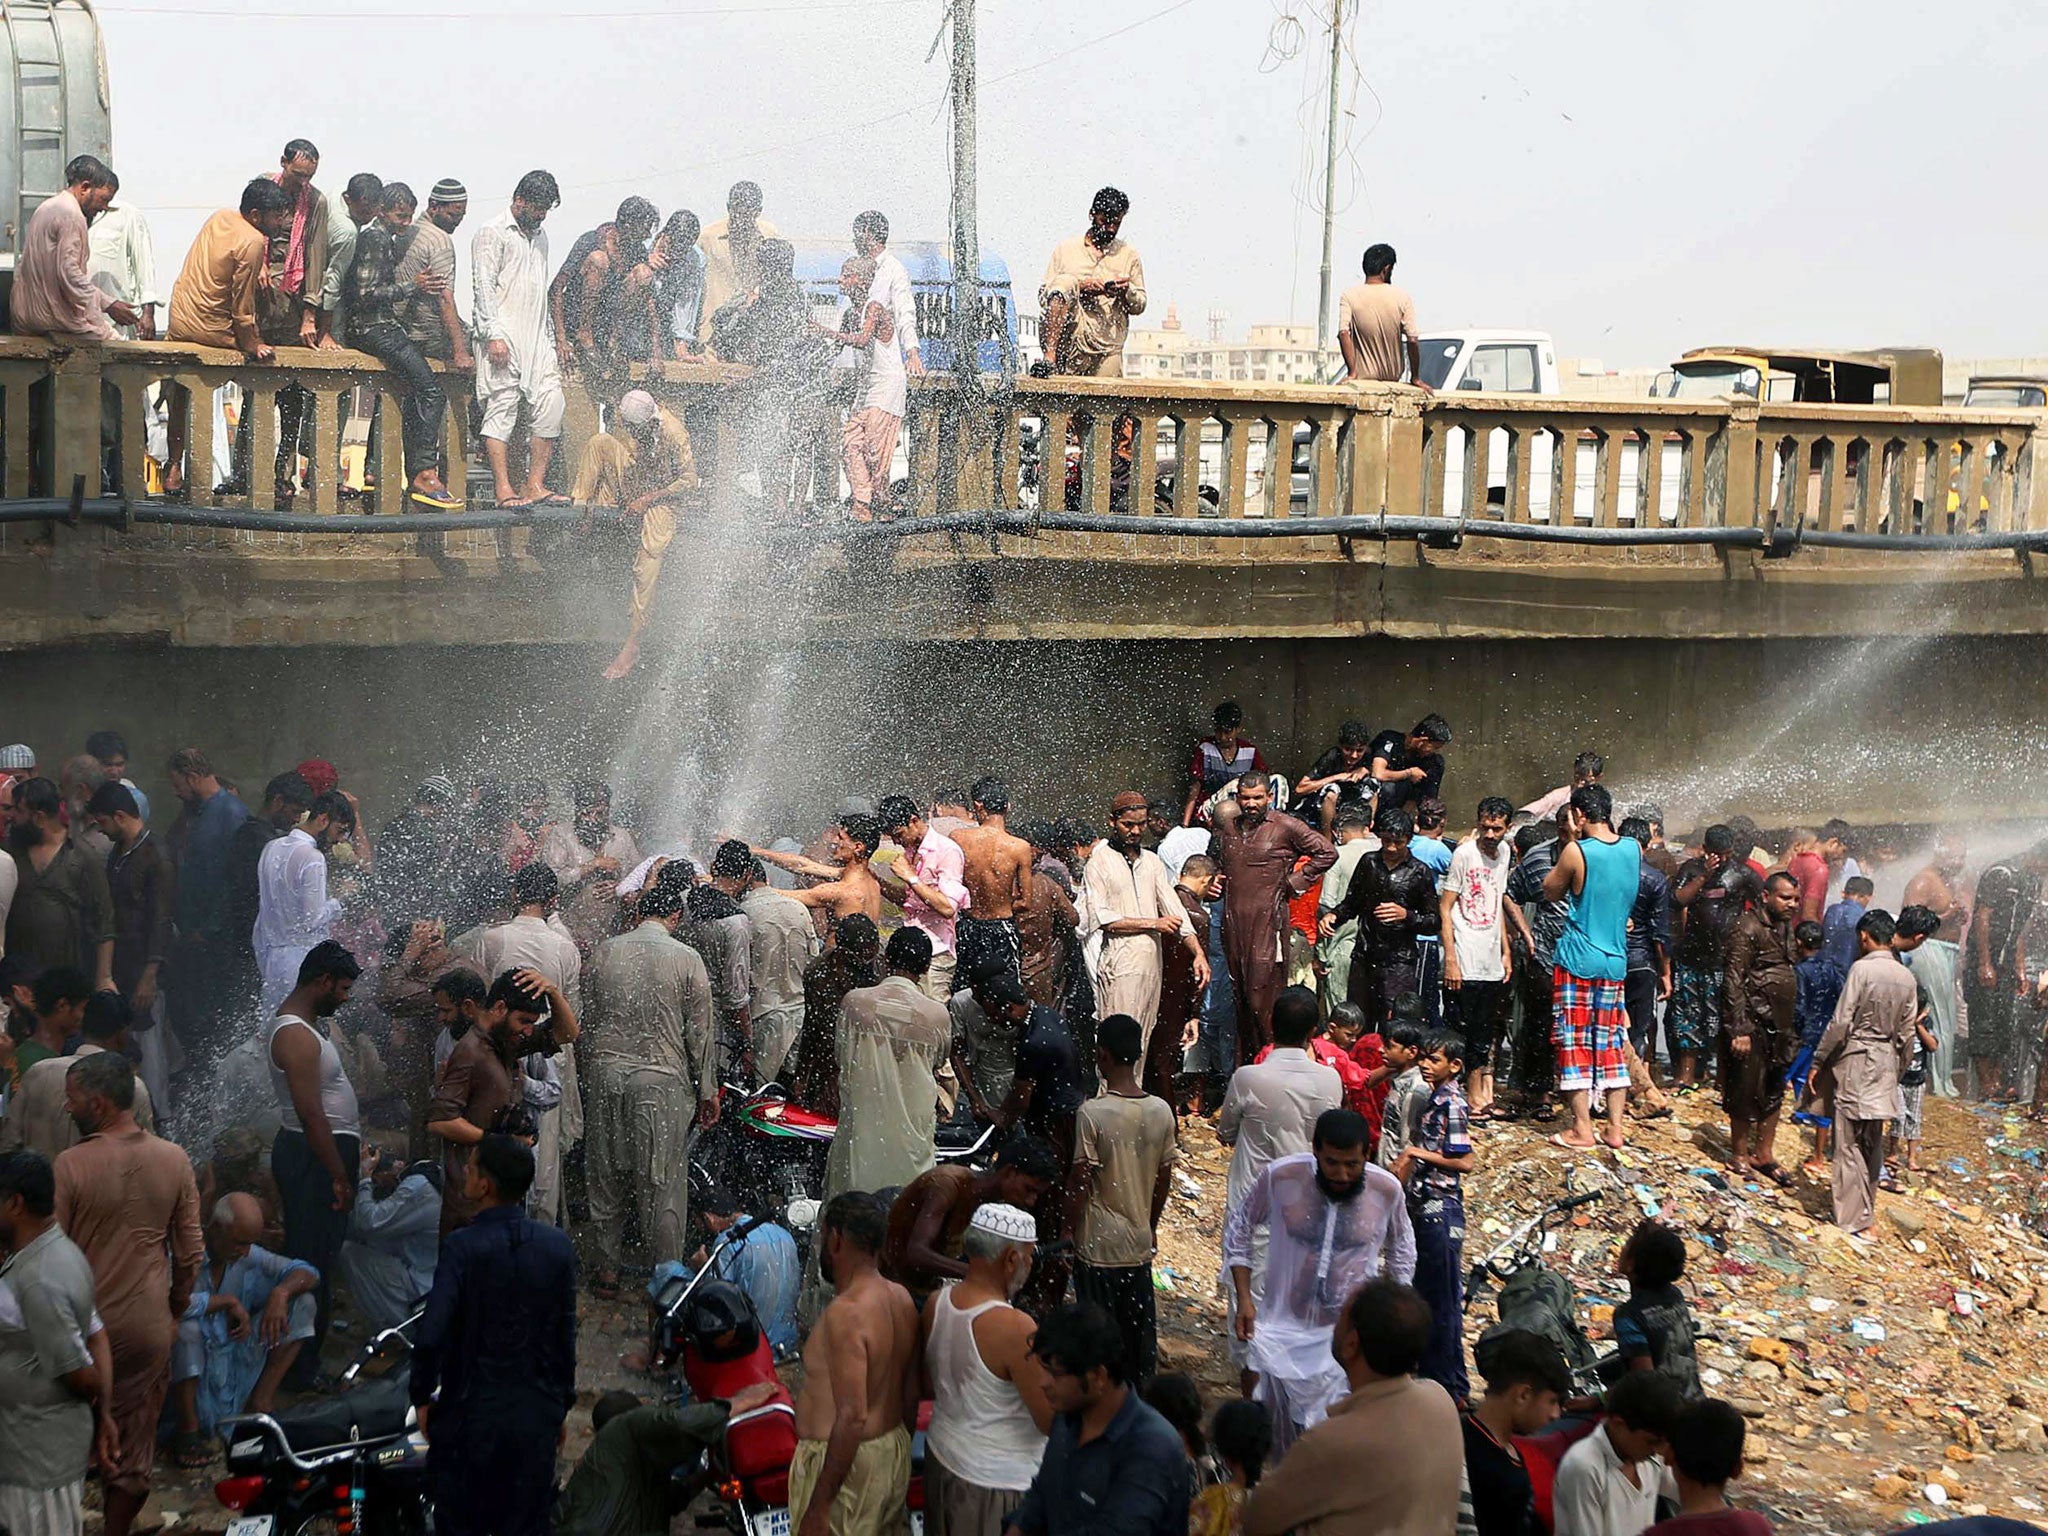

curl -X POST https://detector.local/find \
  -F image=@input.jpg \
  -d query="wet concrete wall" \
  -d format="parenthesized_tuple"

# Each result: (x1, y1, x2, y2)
(4, 630, 2040, 837)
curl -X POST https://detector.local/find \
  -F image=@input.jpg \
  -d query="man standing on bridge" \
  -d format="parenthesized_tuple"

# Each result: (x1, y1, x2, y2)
(1213, 775, 1335, 1061)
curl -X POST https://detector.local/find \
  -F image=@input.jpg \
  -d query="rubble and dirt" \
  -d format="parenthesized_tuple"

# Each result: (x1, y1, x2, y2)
(138, 1087, 2048, 1534)
(1152, 1088, 2048, 1533)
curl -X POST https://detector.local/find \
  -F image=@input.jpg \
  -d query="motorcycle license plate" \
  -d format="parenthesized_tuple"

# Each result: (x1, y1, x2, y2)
(748, 1510, 791, 1536)
(227, 1519, 275, 1536)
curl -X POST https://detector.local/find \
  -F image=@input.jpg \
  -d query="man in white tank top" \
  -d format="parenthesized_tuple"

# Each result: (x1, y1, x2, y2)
(921, 1204, 1052, 1536)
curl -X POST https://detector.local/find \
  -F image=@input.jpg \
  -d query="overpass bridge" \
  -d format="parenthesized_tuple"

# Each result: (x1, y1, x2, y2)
(2, 338, 2045, 827)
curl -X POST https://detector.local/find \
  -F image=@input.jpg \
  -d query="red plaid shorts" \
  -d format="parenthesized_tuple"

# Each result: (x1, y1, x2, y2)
(1552, 966, 1630, 1094)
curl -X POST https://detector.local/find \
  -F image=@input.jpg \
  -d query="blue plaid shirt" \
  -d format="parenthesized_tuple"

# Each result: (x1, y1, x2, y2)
(1412, 1080, 1471, 1203)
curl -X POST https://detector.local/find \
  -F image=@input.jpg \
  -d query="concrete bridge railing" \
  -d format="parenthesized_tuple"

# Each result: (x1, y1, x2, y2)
(1, 336, 2044, 553)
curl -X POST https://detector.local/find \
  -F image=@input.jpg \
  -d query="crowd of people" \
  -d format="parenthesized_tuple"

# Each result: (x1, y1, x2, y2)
(0, 703, 2040, 1536)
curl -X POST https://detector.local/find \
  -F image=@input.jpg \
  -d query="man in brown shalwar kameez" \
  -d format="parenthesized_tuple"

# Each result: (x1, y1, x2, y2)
(1211, 775, 1337, 1063)
(55, 1052, 203, 1536)
(1720, 870, 1802, 1181)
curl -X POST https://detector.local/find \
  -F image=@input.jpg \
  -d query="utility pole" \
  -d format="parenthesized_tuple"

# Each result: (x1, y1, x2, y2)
(1315, 0, 1347, 349)
(950, 0, 981, 383)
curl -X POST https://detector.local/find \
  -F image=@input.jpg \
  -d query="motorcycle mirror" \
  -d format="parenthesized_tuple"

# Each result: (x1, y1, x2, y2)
(785, 1197, 820, 1232)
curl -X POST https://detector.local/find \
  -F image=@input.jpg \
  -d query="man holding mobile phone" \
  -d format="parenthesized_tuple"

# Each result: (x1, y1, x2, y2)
(1036, 187, 1146, 378)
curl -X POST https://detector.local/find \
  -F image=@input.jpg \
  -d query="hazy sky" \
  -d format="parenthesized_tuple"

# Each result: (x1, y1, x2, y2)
(99, 0, 2046, 368)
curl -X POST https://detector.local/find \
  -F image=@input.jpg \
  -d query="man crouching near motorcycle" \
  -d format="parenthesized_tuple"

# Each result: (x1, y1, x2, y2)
(790, 1193, 921, 1536)
(555, 1379, 779, 1536)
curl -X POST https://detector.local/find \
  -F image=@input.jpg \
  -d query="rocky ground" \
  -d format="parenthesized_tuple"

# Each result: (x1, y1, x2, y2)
(1149, 1089, 2048, 1533)
(136, 1087, 2048, 1534)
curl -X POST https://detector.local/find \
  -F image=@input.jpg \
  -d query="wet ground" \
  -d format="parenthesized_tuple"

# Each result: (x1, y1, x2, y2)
(135, 1088, 2048, 1534)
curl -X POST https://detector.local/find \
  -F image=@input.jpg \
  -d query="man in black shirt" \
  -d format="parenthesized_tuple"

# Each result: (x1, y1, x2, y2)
(347, 182, 462, 509)
(1967, 842, 2047, 1101)
(1295, 719, 1376, 836)
(1319, 806, 1441, 1030)
(1667, 825, 1760, 1090)
(549, 195, 658, 374)
(1462, 1330, 1571, 1536)
(992, 974, 1087, 1311)
(1370, 714, 1451, 813)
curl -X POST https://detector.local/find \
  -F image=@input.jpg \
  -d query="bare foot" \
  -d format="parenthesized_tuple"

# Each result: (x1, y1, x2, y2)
(602, 637, 641, 681)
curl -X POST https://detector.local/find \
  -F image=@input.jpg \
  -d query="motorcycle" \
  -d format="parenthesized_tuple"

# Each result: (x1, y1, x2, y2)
(650, 1221, 801, 1536)
(212, 1312, 430, 1536)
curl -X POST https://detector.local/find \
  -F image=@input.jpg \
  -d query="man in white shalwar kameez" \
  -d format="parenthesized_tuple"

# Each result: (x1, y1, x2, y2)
(1079, 790, 1203, 1049)
(1223, 1116, 1414, 1459)
(471, 170, 568, 507)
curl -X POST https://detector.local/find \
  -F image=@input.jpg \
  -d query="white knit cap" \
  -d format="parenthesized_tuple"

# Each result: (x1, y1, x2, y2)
(967, 1203, 1038, 1244)
(616, 390, 659, 426)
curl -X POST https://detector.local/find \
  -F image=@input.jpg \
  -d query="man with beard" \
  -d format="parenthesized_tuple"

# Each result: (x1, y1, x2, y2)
(752, 813, 886, 930)
(451, 862, 584, 1226)
(55, 1051, 202, 1536)
(252, 790, 354, 1017)
(1318, 805, 1438, 1032)
(791, 1193, 920, 1536)
(1222, 1108, 1413, 1457)
(265, 941, 363, 1385)
(1213, 774, 1336, 1062)
(921, 1205, 1050, 1536)
(1721, 872, 1801, 1183)
(951, 778, 1034, 987)
(426, 968, 579, 1236)
(541, 780, 642, 955)
(1902, 835, 1967, 1097)
(1082, 793, 1206, 1062)
(585, 866, 715, 1298)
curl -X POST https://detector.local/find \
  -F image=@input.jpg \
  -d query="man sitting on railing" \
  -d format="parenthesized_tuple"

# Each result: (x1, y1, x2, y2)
(12, 155, 136, 342)
(345, 181, 463, 511)
(161, 178, 296, 498)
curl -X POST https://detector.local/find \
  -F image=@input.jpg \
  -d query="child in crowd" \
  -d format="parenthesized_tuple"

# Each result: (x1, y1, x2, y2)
(1644, 1398, 1773, 1535)
(1142, 1373, 1225, 1489)
(1190, 1398, 1273, 1536)
(1787, 919, 1835, 1175)
(1462, 1329, 1571, 1536)
(1552, 1371, 1682, 1536)
(1613, 1218, 1701, 1399)
(1893, 905, 1944, 1176)
(1394, 1032, 1473, 1403)
(1322, 1001, 1386, 1145)
(1369, 1006, 1430, 1167)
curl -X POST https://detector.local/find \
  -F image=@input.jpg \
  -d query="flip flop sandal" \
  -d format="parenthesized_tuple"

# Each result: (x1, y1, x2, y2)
(1752, 1162, 1796, 1187)
(529, 492, 572, 507)
(1634, 1104, 1675, 1121)
(1548, 1132, 1600, 1151)
(171, 1430, 214, 1469)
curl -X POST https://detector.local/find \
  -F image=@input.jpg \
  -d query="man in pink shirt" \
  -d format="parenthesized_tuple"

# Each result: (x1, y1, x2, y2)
(12, 157, 136, 340)
(877, 794, 971, 1001)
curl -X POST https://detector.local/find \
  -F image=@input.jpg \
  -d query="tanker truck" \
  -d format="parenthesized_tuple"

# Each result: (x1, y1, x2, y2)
(0, 0, 112, 322)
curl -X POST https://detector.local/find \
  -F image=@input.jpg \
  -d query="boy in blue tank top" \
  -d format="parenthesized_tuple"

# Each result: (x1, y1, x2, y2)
(1540, 785, 1640, 1151)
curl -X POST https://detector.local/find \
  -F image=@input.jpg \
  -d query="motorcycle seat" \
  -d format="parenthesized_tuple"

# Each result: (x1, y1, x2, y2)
(272, 1377, 415, 1452)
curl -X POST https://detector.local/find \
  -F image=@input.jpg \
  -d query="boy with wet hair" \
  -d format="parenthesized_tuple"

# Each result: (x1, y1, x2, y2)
(1613, 1218, 1700, 1399)
(1645, 1399, 1771, 1535)
(1369, 1004, 1430, 1168)
(1552, 1370, 1681, 1536)
(1393, 1031, 1471, 1402)
(1463, 1329, 1571, 1536)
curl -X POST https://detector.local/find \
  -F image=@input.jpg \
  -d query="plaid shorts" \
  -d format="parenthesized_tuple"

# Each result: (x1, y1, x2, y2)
(1552, 966, 1630, 1094)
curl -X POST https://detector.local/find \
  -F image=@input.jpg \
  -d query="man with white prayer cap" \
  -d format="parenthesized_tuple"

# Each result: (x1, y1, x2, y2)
(567, 386, 700, 680)
(922, 1202, 1050, 1536)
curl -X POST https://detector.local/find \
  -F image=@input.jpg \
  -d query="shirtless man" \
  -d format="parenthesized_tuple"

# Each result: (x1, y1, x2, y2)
(1904, 835, 1969, 943)
(950, 777, 1034, 987)
(755, 815, 886, 934)
(792, 1192, 920, 1536)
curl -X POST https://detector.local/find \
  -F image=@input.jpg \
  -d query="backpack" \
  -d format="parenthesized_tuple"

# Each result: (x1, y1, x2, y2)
(1482, 1258, 1600, 1379)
